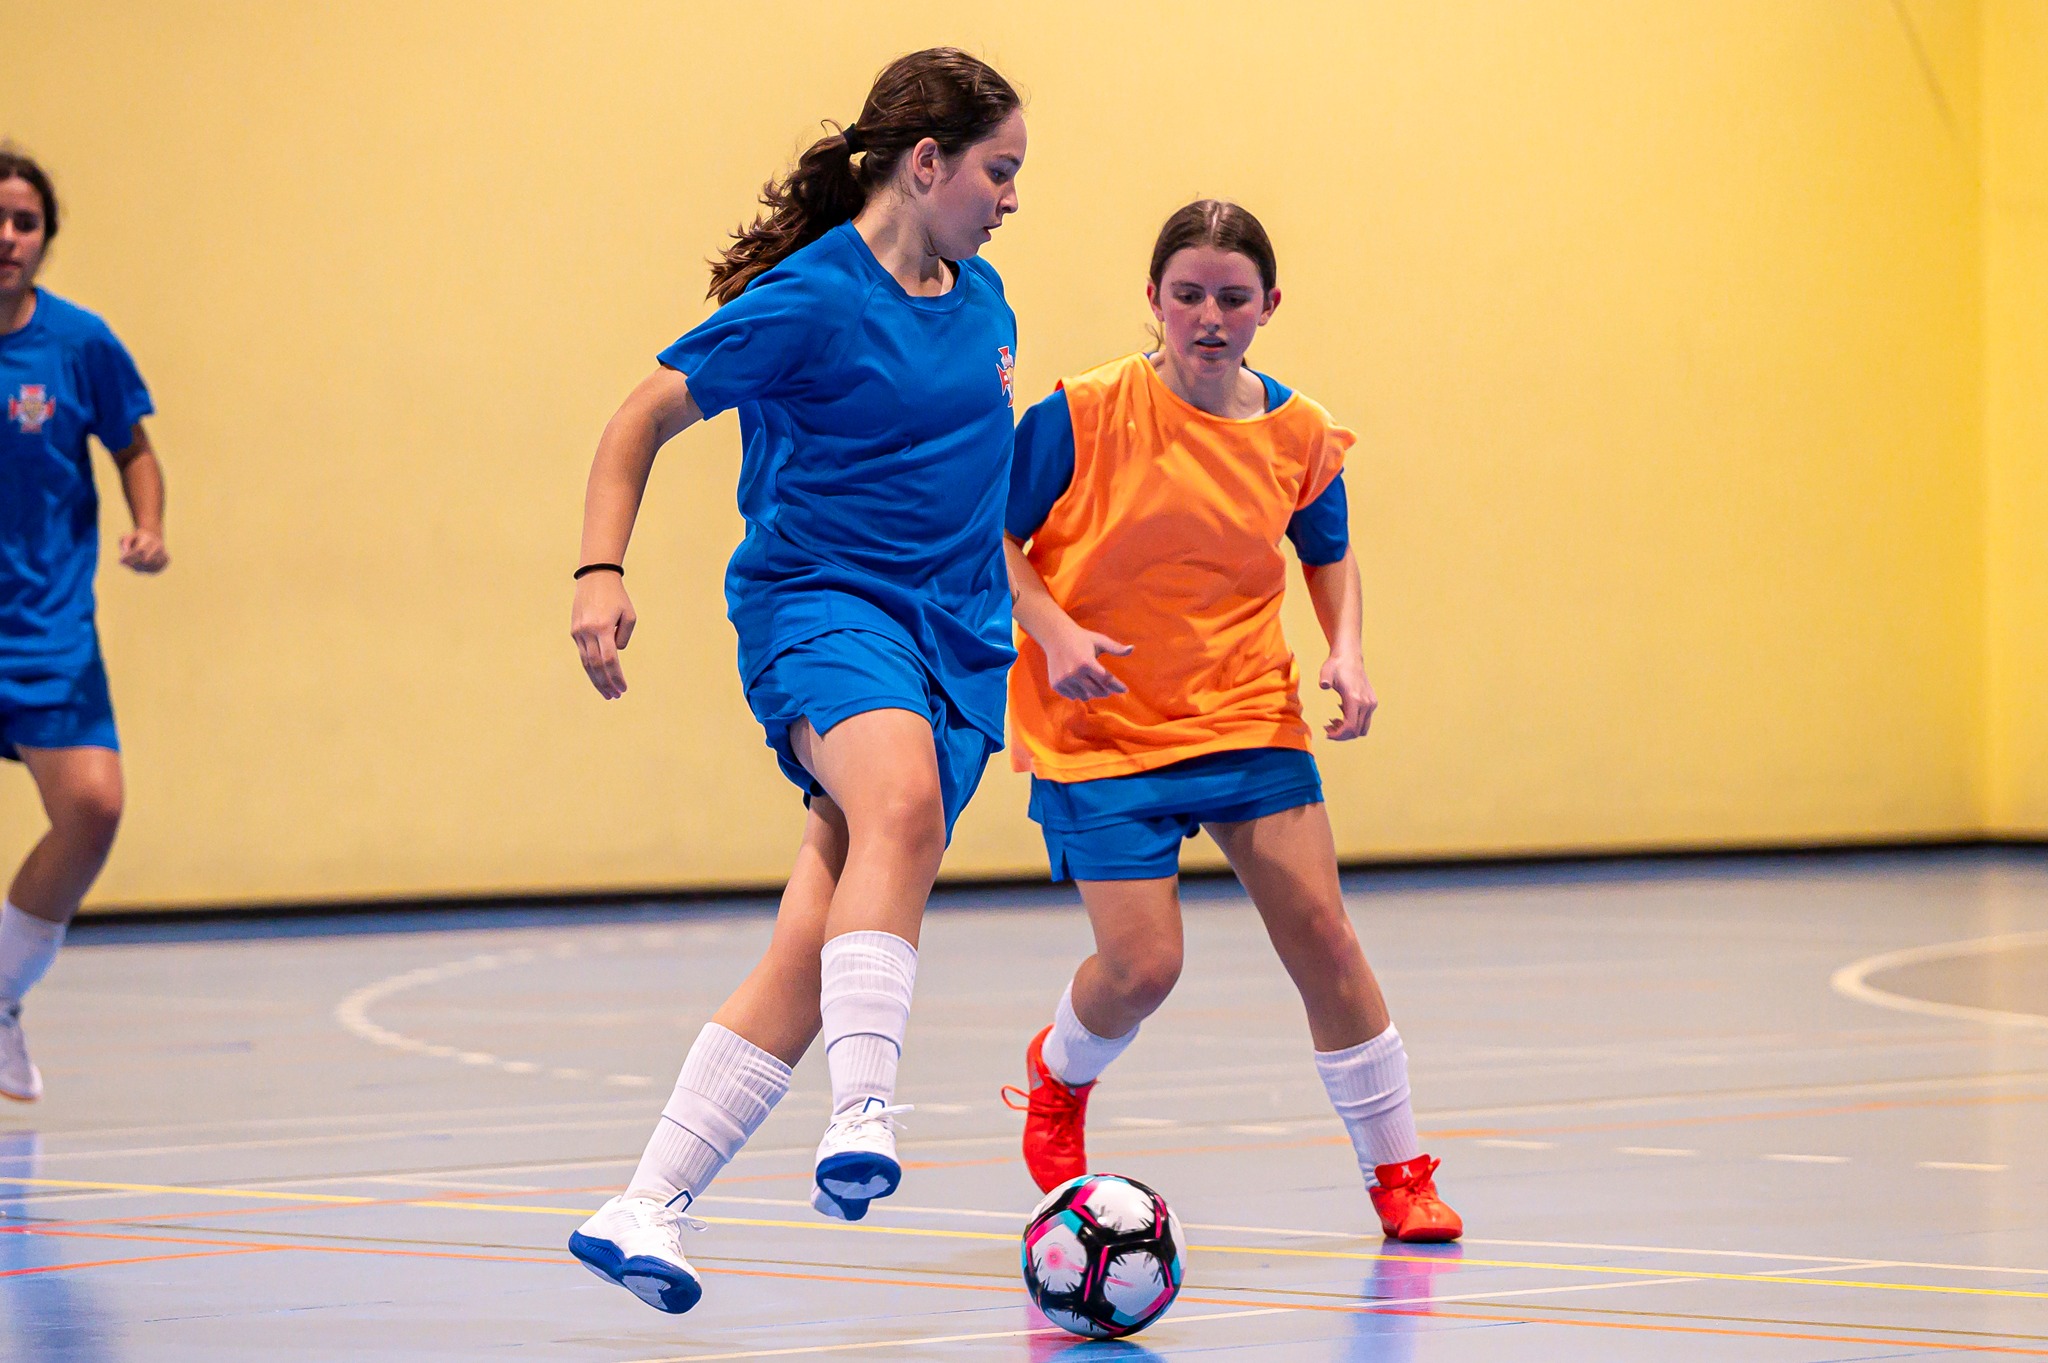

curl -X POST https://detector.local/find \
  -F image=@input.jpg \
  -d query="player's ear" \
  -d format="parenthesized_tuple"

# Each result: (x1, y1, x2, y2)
(1145, 279, 1163, 319)
(1258, 286, 1282, 326)
(910, 136, 944, 189)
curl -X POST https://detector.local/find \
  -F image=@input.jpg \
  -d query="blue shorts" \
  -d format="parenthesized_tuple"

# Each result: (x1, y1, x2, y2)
(0, 652, 119, 763)
(746, 629, 998, 841)
(1028, 747, 1323, 882)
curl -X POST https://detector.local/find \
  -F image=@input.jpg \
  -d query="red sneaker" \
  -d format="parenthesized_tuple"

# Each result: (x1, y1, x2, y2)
(1000, 1026, 1094, 1193)
(1369, 1155, 1463, 1243)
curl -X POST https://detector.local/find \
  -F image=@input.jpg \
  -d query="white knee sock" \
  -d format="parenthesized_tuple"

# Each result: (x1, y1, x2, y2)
(1041, 981, 1137, 1086)
(1314, 1025, 1422, 1185)
(819, 930, 917, 1116)
(628, 1023, 792, 1209)
(0, 902, 66, 1011)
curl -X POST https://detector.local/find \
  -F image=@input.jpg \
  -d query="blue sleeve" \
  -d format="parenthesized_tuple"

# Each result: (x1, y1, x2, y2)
(656, 264, 854, 418)
(1005, 388, 1077, 540)
(1285, 471, 1349, 566)
(82, 321, 153, 452)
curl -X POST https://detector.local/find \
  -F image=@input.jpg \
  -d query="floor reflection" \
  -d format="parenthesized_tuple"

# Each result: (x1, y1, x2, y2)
(1, 1129, 119, 1362)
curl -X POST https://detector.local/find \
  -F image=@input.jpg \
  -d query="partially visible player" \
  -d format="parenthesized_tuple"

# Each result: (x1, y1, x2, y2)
(1001, 201, 1461, 1242)
(0, 147, 168, 1103)
(565, 50, 1027, 1312)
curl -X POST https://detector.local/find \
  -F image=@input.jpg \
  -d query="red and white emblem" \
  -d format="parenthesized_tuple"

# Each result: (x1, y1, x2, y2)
(8, 384, 54, 435)
(997, 346, 1015, 406)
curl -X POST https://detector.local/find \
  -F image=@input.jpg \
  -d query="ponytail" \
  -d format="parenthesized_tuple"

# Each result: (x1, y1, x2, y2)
(708, 47, 1020, 304)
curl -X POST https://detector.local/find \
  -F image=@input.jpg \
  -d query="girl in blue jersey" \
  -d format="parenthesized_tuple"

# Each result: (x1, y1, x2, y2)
(566, 49, 1026, 1314)
(0, 150, 168, 1103)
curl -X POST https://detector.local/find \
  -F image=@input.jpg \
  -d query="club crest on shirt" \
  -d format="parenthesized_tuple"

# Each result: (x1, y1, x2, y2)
(997, 346, 1015, 406)
(8, 384, 54, 435)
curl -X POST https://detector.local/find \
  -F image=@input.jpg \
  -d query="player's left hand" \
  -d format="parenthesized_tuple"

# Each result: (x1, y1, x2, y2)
(118, 529, 169, 574)
(1319, 652, 1376, 740)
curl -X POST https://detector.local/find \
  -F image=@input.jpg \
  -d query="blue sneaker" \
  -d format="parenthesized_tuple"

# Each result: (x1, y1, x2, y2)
(813, 1099, 911, 1220)
(568, 1194, 704, 1313)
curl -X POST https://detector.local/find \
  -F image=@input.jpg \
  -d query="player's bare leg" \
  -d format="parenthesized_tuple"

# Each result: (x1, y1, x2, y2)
(1210, 802, 1460, 1242)
(1, 746, 124, 1102)
(1009, 877, 1181, 1191)
(790, 709, 948, 1217)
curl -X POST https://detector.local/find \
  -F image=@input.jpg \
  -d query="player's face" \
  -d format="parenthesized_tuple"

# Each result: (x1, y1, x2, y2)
(0, 179, 48, 291)
(1148, 247, 1279, 376)
(927, 109, 1026, 259)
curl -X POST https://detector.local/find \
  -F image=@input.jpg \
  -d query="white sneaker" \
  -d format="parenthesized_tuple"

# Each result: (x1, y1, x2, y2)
(813, 1099, 910, 1222)
(568, 1194, 705, 1313)
(0, 1006, 41, 1104)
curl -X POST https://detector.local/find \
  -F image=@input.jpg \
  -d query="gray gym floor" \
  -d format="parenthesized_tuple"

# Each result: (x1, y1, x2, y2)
(2, 849, 2044, 1360)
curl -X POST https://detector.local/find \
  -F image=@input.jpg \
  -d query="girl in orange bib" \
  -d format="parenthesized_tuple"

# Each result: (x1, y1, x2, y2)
(1002, 201, 1460, 1242)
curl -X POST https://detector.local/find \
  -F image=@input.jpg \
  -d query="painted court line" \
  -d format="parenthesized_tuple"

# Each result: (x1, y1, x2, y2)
(0, 1245, 279, 1279)
(1832, 930, 2048, 1029)
(13, 1177, 2048, 1302)
(614, 1309, 1296, 1363)
(20, 1223, 2048, 1359)
(612, 1295, 2048, 1362)
(1922, 1161, 2009, 1171)
(20, 1174, 2048, 1282)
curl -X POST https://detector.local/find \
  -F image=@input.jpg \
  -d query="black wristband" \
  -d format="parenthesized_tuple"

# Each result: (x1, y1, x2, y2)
(574, 563, 624, 580)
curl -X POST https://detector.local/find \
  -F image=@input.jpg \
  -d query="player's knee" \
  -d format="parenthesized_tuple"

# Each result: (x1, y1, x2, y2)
(1106, 947, 1182, 1015)
(55, 775, 124, 848)
(858, 782, 948, 864)
(1271, 902, 1358, 980)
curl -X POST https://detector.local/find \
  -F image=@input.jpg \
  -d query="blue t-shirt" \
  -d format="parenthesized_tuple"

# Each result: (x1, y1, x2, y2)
(659, 223, 1020, 742)
(1006, 370, 1350, 565)
(0, 292, 153, 699)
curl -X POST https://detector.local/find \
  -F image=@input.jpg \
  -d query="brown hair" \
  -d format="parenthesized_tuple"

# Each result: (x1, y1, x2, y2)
(1147, 199, 1276, 294)
(0, 145, 59, 241)
(707, 48, 1020, 305)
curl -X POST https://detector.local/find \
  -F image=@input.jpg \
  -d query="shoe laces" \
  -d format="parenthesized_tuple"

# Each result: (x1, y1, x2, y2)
(829, 1102, 912, 1138)
(1001, 1071, 1090, 1116)
(630, 1195, 707, 1235)
(1377, 1155, 1442, 1197)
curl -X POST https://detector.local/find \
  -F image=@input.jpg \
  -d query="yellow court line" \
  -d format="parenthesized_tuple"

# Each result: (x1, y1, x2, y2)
(1190, 1243, 2048, 1301)
(3, 1177, 370, 1204)
(10, 1178, 2048, 1302)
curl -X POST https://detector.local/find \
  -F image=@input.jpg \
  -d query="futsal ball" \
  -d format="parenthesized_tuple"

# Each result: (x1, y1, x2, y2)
(1021, 1173, 1186, 1339)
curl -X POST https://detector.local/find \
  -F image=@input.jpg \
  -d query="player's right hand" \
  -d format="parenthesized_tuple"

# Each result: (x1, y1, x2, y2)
(571, 573, 636, 699)
(1044, 625, 1132, 701)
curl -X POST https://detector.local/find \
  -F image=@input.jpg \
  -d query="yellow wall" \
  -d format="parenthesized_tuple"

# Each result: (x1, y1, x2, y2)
(1985, 0, 2048, 833)
(0, 2, 1998, 908)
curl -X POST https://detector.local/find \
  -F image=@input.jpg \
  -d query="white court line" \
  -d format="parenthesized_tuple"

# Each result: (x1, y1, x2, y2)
(16, 1172, 2048, 1287)
(613, 1309, 1294, 1363)
(1073, 1066, 2048, 1115)
(683, 1197, 2029, 1285)
(1831, 930, 2048, 1029)
(1919, 1161, 2007, 1171)
(334, 943, 662, 1085)
(612, 1262, 1931, 1363)
(1618, 1147, 1697, 1157)
(360, 1176, 548, 1193)
(1763, 1153, 1848, 1164)
(699, 1195, 1026, 1220)
(22, 1062, 2045, 1157)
